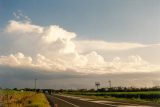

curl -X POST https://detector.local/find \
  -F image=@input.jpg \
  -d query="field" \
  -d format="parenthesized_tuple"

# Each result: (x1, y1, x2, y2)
(65, 91, 160, 103)
(0, 89, 50, 107)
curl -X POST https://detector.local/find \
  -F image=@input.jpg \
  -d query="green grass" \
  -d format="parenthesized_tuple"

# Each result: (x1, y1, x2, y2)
(0, 89, 50, 107)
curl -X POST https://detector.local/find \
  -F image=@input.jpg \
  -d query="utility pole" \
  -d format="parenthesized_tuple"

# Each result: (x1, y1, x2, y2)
(108, 80, 111, 88)
(35, 78, 37, 93)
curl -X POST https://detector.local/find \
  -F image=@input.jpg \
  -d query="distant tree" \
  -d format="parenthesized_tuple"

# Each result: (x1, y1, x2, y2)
(88, 88, 95, 92)
(13, 88, 18, 91)
(98, 88, 106, 92)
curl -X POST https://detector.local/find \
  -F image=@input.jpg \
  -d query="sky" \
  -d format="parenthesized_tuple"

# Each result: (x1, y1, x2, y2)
(0, 0, 160, 89)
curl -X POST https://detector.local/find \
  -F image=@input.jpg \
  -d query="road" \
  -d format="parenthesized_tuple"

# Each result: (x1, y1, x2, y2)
(46, 94, 158, 107)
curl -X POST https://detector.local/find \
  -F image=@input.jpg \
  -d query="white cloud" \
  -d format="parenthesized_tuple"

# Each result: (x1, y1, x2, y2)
(41, 25, 76, 54)
(0, 53, 32, 66)
(0, 19, 160, 74)
(42, 25, 76, 43)
(86, 51, 105, 66)
(6, 20, 43, 33)
(75, 40, 146, 53)
(13, 12, 20, 19)
(13, 10, 31, 21)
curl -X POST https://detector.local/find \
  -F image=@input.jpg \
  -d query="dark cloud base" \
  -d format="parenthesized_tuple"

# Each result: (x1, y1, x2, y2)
(0, 65, 160, 89)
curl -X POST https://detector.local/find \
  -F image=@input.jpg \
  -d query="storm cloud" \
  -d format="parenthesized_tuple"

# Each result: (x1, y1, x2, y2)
(0, 14, 160, 88)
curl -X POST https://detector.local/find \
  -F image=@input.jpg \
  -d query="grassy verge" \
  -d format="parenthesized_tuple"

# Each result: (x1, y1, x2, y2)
(0, 89, 50, 107)
(24, 93, 50, 107)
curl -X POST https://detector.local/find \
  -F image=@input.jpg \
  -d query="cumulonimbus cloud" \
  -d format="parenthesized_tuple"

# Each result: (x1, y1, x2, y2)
(0, 17, 160, 74)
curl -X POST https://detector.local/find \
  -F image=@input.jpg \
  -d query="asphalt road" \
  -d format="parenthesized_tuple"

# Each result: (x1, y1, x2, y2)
(46, 94, 76, 107)
(46, 94, 112, 107)
(46, 94, 157, 107)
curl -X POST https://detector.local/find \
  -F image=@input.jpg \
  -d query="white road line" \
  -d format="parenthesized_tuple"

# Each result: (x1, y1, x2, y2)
(54, 96, 80, 107)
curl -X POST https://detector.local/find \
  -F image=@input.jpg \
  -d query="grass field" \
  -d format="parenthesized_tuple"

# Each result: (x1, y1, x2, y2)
(0, 89, 50, 107)
(65, 91, 160, 103)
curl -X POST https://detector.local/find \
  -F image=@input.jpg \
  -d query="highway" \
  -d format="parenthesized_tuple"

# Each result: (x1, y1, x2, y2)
(46, 94, 158, 107)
